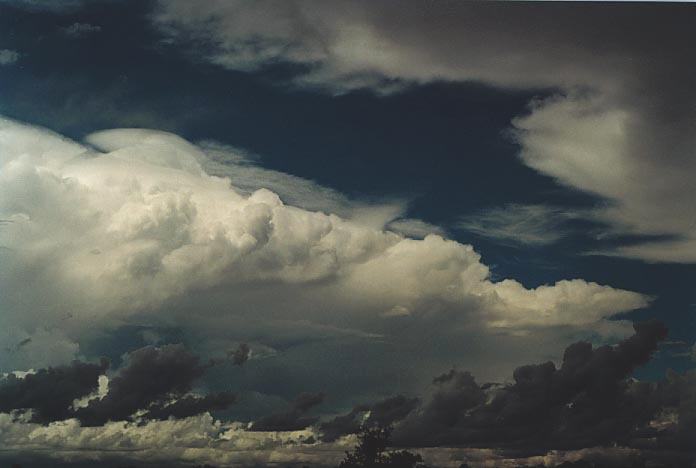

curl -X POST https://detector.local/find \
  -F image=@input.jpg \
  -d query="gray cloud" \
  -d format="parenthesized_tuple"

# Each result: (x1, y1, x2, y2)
(319, 395, 419, 442)
(229, 342, 251, 366)
(456, 204, 583, 247)
(393, 321, 673, 452)
(142, 391, 237, 421)
(0, 324, 692, 467)
(250, 391, 325, 432)
(75, 344, 231, 426)
(0, 359, 108, 424)
(154, 1, 696, 263)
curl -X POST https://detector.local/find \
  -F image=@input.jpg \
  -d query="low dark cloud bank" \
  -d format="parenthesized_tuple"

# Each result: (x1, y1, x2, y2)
(319, 395, 420, 442)
(76, 344, 234, 426)
(320, 322, 695, 464)
(0, 358, 108, 424)
(250, 391, 325, 431)
(394, 321, 669, 450)
(1, 324, 693, 466)
(0, 344, 235, 426)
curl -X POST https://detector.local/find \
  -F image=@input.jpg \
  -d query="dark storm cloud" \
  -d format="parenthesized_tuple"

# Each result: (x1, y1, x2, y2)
(229, 342, 250, 366)
(393, 321, 671, 452)
(319, 395, 419, 442)
(310, 321, 694, 465)
(250, 391, 325, 431)
(0, 359, 108, 424)
(75, 344, 232, 426)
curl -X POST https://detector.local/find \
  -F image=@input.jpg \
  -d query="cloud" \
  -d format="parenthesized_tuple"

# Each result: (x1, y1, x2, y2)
(153, 1, 696, 263)
(512, 94, 696, 263)
(250, 391, 325, 431)
(75, 344, 229, 426)
(0, 342, 232, 427)
(0, 117, 648, 343)
(0, 324, 693, 467)
(457, 204, 582, 247)
(392, 321, 672, 452)
(0, 49, 20, 65)
(386, 218, 446, 240)
(229, 342, 251, 366)
(0, 412, 340, 467)
(61, 22, 102, 37)
(0, 328, 80, 372)
(197, 140, 411, 226)
(0, 359, 108, 424)
(319, 395, 419, 442)
(142, 391, 237, 421)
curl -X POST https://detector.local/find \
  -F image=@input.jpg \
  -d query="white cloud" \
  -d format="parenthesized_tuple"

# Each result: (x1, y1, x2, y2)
(0, 412, 344, 466)
(0, 117, 649, 376)
(386, 218, 446, 240)
(513, 94, 696, 262)
(0, 49, 20, 65)
(456, 204, 581, 246)
(152, 1, 680, 94)
(198, 140, 409, 225)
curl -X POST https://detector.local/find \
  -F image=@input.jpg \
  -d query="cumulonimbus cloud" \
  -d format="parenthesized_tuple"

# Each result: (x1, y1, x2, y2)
(0, 117, 649, 370)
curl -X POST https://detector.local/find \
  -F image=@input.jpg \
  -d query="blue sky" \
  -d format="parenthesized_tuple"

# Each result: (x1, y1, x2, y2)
(0, 1, 694, 466)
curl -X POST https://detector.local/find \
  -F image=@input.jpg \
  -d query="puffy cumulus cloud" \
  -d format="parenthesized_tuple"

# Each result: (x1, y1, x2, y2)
(154, 1, 696, 263)
(0, 116, 649, 347)
(0, 412, 344, 467)
(198, 140, 409, 224)
(0, 49, 20, 65)
(385, 218, 446, 240)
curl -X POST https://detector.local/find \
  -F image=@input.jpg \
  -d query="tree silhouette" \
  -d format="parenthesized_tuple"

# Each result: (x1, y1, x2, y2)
(338, 425, 428, 468)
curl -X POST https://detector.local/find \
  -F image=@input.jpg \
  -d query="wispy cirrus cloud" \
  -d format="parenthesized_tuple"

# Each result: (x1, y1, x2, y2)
(456, 204, 583, 247)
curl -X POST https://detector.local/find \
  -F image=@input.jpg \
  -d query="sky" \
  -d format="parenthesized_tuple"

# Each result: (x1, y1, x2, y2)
(0, 1, 694, 467)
